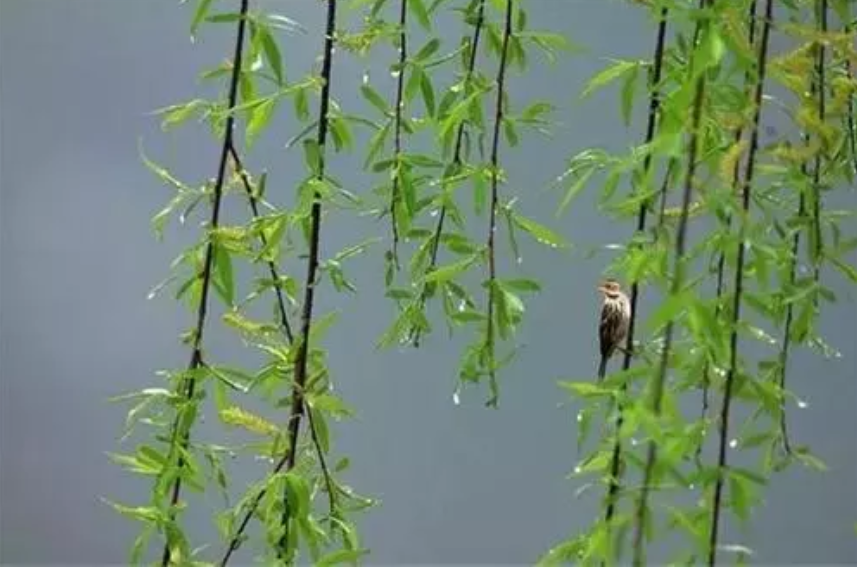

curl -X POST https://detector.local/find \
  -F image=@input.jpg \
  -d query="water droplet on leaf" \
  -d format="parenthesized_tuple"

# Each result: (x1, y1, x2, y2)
(729, 439, 738, 449)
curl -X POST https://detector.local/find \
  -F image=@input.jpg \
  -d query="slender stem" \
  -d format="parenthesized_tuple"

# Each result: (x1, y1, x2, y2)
(217, 146, 339, 566)
(411, 0, 486, 346)
(707, 0, 773, 565)
(811, 0, 826, 287)
(632, 3, 711, 565)
(276, 0, 338, 562)
(699, 0, 758, 454)
(602, 6, 669, 546)
(228, 144, 294, 343)
(389, 0, 408, 267)
(159, 1, 249, 565)
(483, 0, 514, 407)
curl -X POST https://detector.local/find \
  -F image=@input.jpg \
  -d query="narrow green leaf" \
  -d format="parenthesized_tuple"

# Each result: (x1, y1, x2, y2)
(409, 0, 431, 30)
(190, 0, 215, 38)
(246, 97, 277, 148)
(511, 212, 569, 248)
(581, 59, 638, 99)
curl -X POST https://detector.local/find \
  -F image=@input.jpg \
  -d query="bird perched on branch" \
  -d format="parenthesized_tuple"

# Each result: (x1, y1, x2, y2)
(597, 279, 631, 380)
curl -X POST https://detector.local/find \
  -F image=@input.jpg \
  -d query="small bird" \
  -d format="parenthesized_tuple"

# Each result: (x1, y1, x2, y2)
(597, 279, 631, 380)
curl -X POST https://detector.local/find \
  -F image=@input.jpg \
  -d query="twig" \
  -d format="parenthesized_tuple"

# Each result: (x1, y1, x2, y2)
(602, 6, 669, 547)
(707, 0, 773, 565)
(483, 0, 514, 407)
(631, 2, 711, 564)
(159, 0, 249, 565)
(228, 144, 294, 343)
(698, 0, 759, 456)
(277, 0, 338, 561)
(811, 0, 827, 288)
(410, 0, 486, 347)
(388, 0, 408, 268)
(217, 146, 339, 566)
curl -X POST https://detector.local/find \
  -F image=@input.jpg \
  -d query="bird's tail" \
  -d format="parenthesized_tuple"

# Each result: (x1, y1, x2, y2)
(597, 356, 607, 381)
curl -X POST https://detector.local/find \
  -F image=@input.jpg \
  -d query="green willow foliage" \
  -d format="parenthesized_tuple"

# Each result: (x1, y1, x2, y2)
(109, 0, 856, 566)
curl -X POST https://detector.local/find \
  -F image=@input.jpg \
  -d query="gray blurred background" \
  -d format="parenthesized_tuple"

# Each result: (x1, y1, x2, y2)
(1, 0, 855, 565)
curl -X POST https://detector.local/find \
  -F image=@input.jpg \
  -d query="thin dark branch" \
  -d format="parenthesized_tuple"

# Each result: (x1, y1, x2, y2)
(410, 0, 486, 347)
(228, 144, 294, 343)
(631, 3, 711, 565)
(278, 0, 338, 561)
(483, 0, 514, 407)
(388, 0, 408, 267)
(160, 0, 249, 565)
(698, 0, 758, 455)
(218, 145, 339, 566)
(773, 0, 832, 465)
(602, 6, 669, 546)
(707, 0, 773, 565)
(811, 0, 827, 287)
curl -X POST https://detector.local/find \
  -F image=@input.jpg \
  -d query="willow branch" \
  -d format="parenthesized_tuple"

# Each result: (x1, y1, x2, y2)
(708, 0, 773, 565)
(388, 0, 408, 266)
(216, 146, 338, 566)
(482, 0, 514, 407)
(811, 0, 827, 286)
(602, 6, 669, 543)
(631, 4, 711, 565)
(228, 145, 294, 343)
(159, 1, 249, 565)
(277, 0, 338, 561)
(698, 0, 758, 451)
(410, 0, 486, 346)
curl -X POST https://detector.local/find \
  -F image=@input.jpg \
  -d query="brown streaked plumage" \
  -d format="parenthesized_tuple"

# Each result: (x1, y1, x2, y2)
(597, 279, 631, 380)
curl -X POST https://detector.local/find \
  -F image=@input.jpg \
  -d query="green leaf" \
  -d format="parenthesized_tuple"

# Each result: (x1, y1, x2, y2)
(414, 38, 440, 62)
(828, 256, 857, 283)
(190, 0, 215, 39)
(316, 549, 370, 567)
(558, 381, 615, 398)
(581, 59, 638, 99)
(420, 71, 436, 117)
(308, 393, 355, 418)
(220, 405, 279, 436)
(501, 278, 541, 292)
(212, 243, 235, 307)
(360, 84, 389, 115)
(409, 0, 431, 30)
(303, 139, 322, 174)
(254, 20, 284, 85)
(620, 62, 639, 127)
(511, 212, 569, 248)
(424, 254, 480, 283)
(246, 97, 277, 148)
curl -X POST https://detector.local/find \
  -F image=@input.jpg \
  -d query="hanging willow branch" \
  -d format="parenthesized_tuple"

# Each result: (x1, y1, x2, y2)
(707, 0, 773, 565)
(218, 147, 338, 567)
(483, 0, 515, 407)
(811, 0, 827, 287)
(388, 0, 409, 266)
(699, 0, 758, 434)
(602, 5, 669, 542)
(277, 0, 339, 561)
(631, 3, 712, 565)
(411, 0, 486, 346)
(159, 0, 249, 564)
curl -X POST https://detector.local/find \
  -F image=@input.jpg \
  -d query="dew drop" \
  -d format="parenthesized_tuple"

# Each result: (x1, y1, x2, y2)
(631, 438, 639, 447)
(362, 72, 370, 85)
(688, 483, 696, 490)
(179, 213, 187, 225)
(516, 256, 523, 264)
(573, 466, 582, 474)
(391, 70, 401, 78)
(430, 209, 439, 217)
(453, 391, 461, 406)
(576, 412, 583, 423)
(458, 300, 466, 312)
(147, 290, 157, 300)
(797, 400, 808, 409)
(450, 83, 462, 93)
(729, 438, 738, 449)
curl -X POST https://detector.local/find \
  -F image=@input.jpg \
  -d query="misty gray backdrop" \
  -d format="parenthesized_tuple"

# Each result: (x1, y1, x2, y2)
(1, 0, 855, 565)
